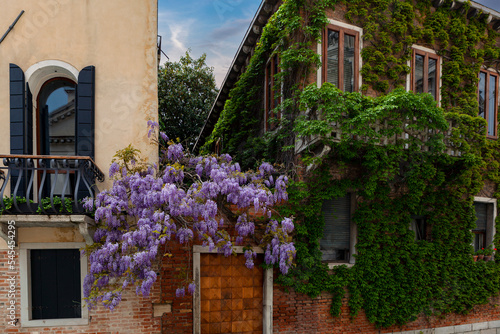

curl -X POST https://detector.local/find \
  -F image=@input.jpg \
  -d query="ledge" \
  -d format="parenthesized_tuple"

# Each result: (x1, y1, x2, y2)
(0, 215, 95, 245)
(0, 214, 94, 227)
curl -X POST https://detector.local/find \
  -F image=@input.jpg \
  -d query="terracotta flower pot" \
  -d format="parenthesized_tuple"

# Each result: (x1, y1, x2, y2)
(473, 255, 478, 262)
(484, 255, 492, 262)
(478, 255, 485, 260)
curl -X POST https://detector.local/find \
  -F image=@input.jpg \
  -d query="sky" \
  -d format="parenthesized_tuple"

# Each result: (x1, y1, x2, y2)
(159, 0, 262, 87)
(159, 0, 500, 88)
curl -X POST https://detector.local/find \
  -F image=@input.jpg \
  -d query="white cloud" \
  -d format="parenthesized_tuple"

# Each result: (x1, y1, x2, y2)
(158, 10, 195, 62)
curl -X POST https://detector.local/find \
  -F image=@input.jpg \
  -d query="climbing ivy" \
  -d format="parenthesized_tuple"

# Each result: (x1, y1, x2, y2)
(201, 0, 500, 328)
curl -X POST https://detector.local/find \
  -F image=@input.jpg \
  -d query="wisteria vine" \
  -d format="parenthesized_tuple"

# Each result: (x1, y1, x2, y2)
(82, 122, 295, 310)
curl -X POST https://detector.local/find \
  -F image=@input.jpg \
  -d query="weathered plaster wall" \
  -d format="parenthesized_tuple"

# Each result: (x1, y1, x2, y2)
(0, 0, 159, 191)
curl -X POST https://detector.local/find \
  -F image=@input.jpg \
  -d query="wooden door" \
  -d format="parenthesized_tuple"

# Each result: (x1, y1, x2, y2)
(200, 254, 263, 334)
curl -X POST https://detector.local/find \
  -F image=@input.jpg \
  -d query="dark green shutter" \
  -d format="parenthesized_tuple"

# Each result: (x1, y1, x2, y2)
(75, 66, 95, 159)
(321, 194, 351, 260)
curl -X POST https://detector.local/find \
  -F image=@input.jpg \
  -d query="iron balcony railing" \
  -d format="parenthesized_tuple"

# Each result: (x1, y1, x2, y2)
(0, 154, 105, 215)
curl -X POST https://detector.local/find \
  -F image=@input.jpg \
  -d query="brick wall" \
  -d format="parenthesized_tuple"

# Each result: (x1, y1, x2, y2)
(158, 243, 193, 334)
(0, 250, 162, 334)
(273, 285, 500, 334)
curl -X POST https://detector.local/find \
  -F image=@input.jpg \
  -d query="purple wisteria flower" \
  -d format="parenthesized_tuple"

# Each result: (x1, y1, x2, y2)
(82, 124, 295, 311)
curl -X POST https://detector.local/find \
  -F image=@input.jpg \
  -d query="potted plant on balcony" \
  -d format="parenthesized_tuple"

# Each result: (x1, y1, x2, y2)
(476, 248, 485, 261)
(483, 245, 495, 262)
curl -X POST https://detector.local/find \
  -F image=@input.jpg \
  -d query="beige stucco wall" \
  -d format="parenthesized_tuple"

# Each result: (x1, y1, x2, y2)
(0, 0, 158, 247)
(0, 0, 158, 188)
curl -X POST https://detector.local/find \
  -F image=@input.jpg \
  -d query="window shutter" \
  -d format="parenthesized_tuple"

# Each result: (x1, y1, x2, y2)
(31, 249, 81, 320)
(75, 66, 95, 159)
(9, 64, 32, 198)
(321, 194, 351, 260)
(10, 64, 26, 155)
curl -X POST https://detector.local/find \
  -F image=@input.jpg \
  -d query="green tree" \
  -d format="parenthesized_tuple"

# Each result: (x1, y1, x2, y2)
(158, 51, 218, 148)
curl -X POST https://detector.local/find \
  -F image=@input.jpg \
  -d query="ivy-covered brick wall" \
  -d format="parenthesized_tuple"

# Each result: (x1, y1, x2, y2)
(201, 0, 500, 330)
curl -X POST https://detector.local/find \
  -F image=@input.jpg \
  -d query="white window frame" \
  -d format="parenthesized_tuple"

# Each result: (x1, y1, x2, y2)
(317, 19, 363, 90)
(473, 196, 497, 249)
(19, 242, 89, 327)
(407, 45, 443, 106)
(321, 194, 358, 269)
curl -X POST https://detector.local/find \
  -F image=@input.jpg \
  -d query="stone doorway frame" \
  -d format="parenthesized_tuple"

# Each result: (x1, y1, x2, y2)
(192, 245, 273, 334)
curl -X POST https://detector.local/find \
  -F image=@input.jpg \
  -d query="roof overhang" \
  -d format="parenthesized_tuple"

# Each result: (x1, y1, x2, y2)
(193, 0, 277, 151)
(193, 0, 500, 152)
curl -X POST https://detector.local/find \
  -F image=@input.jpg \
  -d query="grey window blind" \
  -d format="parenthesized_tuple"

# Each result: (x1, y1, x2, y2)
(474, 202, 487, 231)
(321, 194, 351, 252)
(344, 34, 355, 92)
(327, 30, 339, 87)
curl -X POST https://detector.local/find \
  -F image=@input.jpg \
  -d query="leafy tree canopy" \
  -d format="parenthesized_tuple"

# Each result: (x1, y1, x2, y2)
(158, 50, 218, 148)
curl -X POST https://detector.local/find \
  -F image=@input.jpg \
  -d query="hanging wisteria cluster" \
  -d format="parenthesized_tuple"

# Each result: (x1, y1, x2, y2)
(82, 122, 295, 310)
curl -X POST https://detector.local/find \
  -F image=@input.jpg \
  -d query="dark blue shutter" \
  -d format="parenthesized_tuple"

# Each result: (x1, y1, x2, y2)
(76, 66, 95, 159)
(10, 64, 26, 154)
(9, 64, 32, 198)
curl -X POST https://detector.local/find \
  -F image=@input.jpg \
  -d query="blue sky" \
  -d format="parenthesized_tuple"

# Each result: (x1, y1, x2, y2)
(159, 0, 261, 87)
(159, 0, 500, 88)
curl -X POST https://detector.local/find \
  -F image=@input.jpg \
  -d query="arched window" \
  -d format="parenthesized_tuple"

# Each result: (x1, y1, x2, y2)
(9, 63, 95, 159)
(37, 78, 77, 156)
(9, 62, 95, 198)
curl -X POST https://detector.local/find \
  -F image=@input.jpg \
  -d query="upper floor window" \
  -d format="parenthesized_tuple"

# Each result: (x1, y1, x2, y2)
(478, 70, 498, 138)
(265, 54, 280, 131)
(322, 24, 359, 92)
(10, 63, 95, 160)
(412, 49, 440, 101)
(20, 242, 89, 327)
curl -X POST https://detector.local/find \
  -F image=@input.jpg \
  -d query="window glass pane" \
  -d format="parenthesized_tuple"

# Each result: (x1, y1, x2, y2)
(327, 30, 339, 87)
(266, 63, 272, 119)
(474, 232, 485, 252)
(321, 194, 350, 261)
(39, 80, 76, 156)
(344, 34, 355, 92)
(479, 72, 487, 119)
(488, 75, 497, 136)
(415, 54, 424, 94)
(411, 216, 427, 241)
(428, 58, 437, 99)
(273, 56, 280, 109)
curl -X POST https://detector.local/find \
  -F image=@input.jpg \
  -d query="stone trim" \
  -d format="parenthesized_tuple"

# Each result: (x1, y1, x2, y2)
(393, 320, 500, 334)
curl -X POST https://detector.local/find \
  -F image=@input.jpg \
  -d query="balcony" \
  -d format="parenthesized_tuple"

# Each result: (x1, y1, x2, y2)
(0, 154, 105, 216)
(295, 117, 471, 159)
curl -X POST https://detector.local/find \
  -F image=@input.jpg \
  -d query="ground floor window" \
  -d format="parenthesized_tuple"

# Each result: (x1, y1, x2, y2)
(321, 194, 355, 263)
(20, 242, 88, 327)
(472, 198, 497, 253)
(30, 249, 81, 319)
